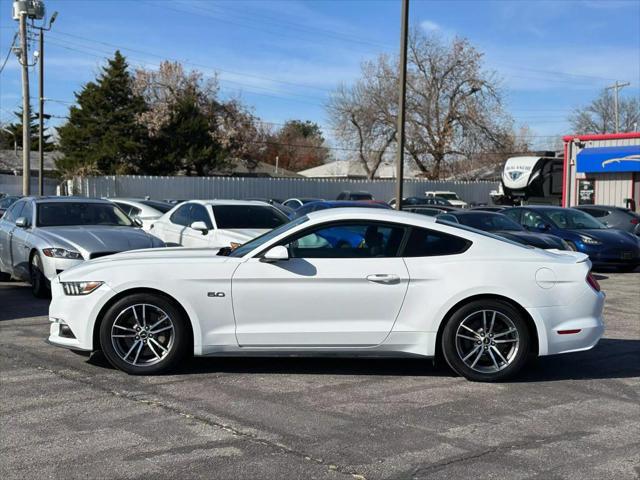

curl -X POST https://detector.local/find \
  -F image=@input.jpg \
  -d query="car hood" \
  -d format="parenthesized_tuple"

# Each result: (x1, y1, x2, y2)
(215, 228, 269, 245)
(563, 228, 639, 246)
(36, 226, 163, 257)
(494, 230, 563, 249)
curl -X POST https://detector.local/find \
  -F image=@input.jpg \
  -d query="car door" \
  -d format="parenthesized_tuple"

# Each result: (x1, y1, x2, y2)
(160, 204, 191, 246)
(10, 200, 33, 278)
(181, 204, 215, 248)
(231, 221, 409, 347)
(0, 201, 25, 275)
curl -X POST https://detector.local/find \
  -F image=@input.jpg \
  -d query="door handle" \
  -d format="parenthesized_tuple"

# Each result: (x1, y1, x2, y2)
(366, 274, 400, 284)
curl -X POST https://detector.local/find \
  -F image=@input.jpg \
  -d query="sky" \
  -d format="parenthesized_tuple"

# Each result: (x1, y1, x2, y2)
(0, 0, 639, 153)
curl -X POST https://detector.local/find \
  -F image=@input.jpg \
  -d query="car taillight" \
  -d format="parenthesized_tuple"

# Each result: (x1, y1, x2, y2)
(586, 272, 600, 292)
(630, 217, 639, 225)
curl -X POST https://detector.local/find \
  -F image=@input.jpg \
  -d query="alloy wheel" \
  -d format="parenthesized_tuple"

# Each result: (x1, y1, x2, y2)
(110, 304, 175, 367)
(455, 309, 520, 373)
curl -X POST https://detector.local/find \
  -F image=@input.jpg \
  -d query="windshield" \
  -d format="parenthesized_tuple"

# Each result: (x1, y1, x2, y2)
(229, 216, 309, 257)
(0, 196, 20, 208)
(546, 208, 606, 230)
(212, 205, 288, 229)
(140, 200, 173, 213)
(437, 193, 460, 201)
(350, 193, 373, 200)
(37, 202, 133, 227)
(456, 213, 523, 232)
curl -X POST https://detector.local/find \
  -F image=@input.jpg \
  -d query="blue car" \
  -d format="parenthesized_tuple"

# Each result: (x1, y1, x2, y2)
(289, 200, 391, 220)
(503, 206, 640, 272)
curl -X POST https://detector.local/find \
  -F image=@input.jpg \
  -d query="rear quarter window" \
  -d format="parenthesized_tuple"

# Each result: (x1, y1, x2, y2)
(403, 227, 471, 257)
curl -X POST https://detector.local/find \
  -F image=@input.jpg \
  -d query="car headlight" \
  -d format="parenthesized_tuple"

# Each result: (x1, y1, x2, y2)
(578, 235, 602, 245)
(43, 248, 83, 259)
(61, 281, 103, 296)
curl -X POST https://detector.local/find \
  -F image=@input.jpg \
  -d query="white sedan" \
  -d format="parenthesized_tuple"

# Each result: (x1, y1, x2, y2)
(150, 200, 289, 249)
(47, 208, 605, 382)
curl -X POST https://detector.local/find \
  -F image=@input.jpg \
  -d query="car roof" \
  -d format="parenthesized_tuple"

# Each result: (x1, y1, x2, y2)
(306, 206, 436, 225)
(308, 200, 387, 207)
(31, 196, 111, 204)
(182, 199, 272, 206)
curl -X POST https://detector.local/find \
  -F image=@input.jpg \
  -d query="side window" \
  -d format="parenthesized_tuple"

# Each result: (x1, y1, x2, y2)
(129, 206, 142, 218)
(115, 203, 133, 216)
(21, 202, 33, 226)
(584, 209, 607, 218)
(503, 209, 521, 223)
(189, 204, 213, 229)
(522, 210, 545, 228)
(170, 204, 191, 227)
(4, 201, 25, 224)
(283, 222, 405, 259)
(403, 227, 471, 257)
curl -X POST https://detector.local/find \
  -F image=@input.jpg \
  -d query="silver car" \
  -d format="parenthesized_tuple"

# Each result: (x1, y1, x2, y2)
(0, 197, 165, 297)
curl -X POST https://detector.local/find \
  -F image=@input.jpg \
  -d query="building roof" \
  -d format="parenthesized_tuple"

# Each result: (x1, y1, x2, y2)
(298, 160, 422, 179)
(0, 149, 61, 174)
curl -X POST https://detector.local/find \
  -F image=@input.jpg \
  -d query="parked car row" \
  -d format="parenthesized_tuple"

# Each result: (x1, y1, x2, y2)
(2, 194, 638, 302)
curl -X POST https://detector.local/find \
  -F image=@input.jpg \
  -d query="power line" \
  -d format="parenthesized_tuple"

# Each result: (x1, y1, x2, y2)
(0, 32, 18, 75)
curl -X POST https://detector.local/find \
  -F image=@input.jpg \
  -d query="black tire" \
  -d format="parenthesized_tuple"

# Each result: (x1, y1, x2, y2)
(0, 271, 10, 281)
(442, 299, 531, 382)
(99, 293, 189, 375)
(30, 252, 50, 298)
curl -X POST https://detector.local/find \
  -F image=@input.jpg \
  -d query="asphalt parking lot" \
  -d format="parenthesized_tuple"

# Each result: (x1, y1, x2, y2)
(1, 273, 639, 480)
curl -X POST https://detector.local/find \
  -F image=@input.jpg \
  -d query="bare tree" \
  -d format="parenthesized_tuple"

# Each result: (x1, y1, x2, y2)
(570, 89, 639, 134)
(405, 33, 511, 179)
(327, 31, 513, 179)
(327, 56, 397, 179)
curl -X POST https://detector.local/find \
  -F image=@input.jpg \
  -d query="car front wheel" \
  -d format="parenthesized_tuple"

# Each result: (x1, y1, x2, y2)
(99, 293, 189, 374)
(442, 300, 531, 382)
(30, 252, 49, 298)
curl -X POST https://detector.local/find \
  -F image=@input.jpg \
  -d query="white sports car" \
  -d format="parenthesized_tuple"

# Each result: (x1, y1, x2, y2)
(48, 208, 605, 381)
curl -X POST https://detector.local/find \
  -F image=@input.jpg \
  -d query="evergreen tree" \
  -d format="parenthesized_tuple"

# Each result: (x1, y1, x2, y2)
(57, 51, 147, 176)
(148, 94, 222, 176)
(0, 108, 55, 152)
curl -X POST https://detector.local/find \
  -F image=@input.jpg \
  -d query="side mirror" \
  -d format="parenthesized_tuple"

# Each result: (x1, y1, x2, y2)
(190, 221, 209, 234)
(133, 217, 143, 227)
(15, 217, 28, 228)
(536, 223, 551, 231)
(261, 245, 289, 262)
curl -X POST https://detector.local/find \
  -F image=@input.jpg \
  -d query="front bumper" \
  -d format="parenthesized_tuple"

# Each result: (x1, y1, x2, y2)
(47, 278, 116, 351)
(528, 289, 605, 356)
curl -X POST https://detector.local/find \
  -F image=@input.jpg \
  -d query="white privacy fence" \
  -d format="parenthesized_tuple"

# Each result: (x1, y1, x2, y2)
(75, 175, 499, 204)
(0, 174, 58, 196)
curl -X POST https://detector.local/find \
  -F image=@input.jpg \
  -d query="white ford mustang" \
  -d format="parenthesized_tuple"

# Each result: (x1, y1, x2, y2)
(48, 208, 605, 382)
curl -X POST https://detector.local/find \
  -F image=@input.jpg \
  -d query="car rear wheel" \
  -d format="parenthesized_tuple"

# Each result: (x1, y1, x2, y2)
(30, 252, 49, 298)
(99, 293, 189, 375)
(442, 300, 530, 382)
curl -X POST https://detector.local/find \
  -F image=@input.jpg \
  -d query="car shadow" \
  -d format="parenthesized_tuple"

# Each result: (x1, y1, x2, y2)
(0, 282, 50, 322)
(82, 337, 640, 382)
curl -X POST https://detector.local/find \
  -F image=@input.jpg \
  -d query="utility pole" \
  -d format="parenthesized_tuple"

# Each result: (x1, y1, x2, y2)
(18, 10, 31, 195)
(605, 81, 630, 133)
(36, 11, 57, 196)
(12, 0, 45, 195)
(394, 0, 409, 211)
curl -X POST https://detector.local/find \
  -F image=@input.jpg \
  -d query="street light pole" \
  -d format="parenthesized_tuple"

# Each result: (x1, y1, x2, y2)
(605, 81, 630, 133)
(394, 0, 409, 211)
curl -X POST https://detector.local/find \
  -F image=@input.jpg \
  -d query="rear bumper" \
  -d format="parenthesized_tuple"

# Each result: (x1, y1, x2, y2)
(527, 289, 605, 356)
